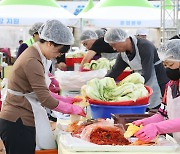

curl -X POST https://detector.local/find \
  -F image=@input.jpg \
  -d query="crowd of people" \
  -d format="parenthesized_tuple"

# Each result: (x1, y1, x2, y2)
(0, 20, 179, 154)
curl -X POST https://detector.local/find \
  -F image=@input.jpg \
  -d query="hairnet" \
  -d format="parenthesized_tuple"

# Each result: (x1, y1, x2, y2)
(29, 22, 44, 36)
(104, 28, 128, 43)
(95, 29, 106, 38)
(38, 24, 45, 35)
(136, 28, 148, 36)
(39, 20, 74, 45)
(159, 39, 180, 62)
(80, 30, 98, 41)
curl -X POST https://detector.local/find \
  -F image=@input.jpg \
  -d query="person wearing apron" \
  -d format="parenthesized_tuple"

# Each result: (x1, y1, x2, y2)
(0, 20, 85, 154)
(79, 30, 118, 70)
(104, 28, 169, 110)
(132, 39, 180, 144)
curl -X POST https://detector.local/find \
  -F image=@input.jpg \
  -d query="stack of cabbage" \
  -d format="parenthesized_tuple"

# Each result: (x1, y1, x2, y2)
(81, 73, 148, 102)
(83, 58, 115, 70)
(66, 51, 85, 58)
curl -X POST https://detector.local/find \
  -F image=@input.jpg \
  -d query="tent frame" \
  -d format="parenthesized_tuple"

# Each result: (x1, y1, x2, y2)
(160, 0, 179, 42)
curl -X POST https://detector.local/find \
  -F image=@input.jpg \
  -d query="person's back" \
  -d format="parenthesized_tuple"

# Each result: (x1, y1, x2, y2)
(16, 43, 29, 58)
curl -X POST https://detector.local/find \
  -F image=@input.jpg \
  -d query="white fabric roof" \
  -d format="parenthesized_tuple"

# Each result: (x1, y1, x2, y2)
(79, 6, 161, 28)
(0, 5, 79, 26)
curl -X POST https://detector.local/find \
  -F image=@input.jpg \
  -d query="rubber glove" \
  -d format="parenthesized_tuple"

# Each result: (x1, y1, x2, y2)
(48, 73, 60, 93)
(48, 73, 59, 87)
(49, 83, 60, 93)
(50, 92, 82, 104)
(132, 113, 165, 126)
(79, 66, 83, 72)
(135, 118, 180, 142)
(53, 100, 86, 117)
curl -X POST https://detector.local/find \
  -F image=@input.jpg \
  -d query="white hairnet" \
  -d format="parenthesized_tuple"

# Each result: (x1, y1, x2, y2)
(80, 30, 98, 41)
(95, 29, 106, 38)
(159, 39, 180, 62)
(136, 28, 148, 36)
(104, 28, 128, 43)
(29, 22, 44, 36)
(39, 20, 74, 45)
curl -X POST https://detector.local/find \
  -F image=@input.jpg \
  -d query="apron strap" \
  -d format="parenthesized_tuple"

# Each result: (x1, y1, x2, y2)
(7, 89, 34, 96)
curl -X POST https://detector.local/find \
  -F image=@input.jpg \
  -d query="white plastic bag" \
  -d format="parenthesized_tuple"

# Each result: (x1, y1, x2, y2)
(55, 69, 107, 91)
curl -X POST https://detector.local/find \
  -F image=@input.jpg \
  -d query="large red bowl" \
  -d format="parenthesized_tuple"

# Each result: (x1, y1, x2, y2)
(81, 69, 132, 81)
(87, 86, 153, 106)
(116, 70, 132, 81)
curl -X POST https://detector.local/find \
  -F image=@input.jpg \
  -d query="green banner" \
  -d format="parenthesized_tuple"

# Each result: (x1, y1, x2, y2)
(99, 0, 154, 8)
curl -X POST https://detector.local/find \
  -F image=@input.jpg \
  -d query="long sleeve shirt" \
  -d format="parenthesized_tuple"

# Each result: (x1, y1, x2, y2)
(106, 37, 169, 95)
(0, 46, 58, 127)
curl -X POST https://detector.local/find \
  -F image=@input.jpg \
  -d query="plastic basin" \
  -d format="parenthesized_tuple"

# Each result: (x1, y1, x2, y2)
(66, 57, 83, 67)
(87, 86, 153, 106)
(90, 104, 149, 119)
(116, 70, 132, 81)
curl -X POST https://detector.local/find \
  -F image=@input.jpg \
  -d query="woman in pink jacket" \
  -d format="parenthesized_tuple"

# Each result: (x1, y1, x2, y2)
(133, 39, 180, 143)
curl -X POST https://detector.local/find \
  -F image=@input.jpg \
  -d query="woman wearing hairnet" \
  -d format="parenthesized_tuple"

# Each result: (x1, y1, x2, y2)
(79, 29, 118, 69)
(104, 28, 169, 110)
(0, 20, 85, 154)
(132, 39, 180, 143)
(16, 22, 43, 58)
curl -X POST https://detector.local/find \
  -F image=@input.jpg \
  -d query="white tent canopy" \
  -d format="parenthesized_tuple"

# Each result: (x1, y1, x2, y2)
(0, 0, 79, 50)
(0, 5, 79, 26)
(80, 6, 161, 28)
(79, 0, 161, 28)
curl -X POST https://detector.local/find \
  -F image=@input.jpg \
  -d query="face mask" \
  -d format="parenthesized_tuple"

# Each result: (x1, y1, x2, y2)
(165, 68, 180, 81)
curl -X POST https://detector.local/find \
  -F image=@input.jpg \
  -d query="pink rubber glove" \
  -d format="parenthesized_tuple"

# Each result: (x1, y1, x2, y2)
(49, 83, 60, 93)
(48, 73, 59, 87)
(79, 66, 83, 72)
(132, 113, 165, 126)
(48, 73, 60, 93)
(53, 100, 86, 117)
(50, 92, 82, 104)
(135, 118, 180, 142)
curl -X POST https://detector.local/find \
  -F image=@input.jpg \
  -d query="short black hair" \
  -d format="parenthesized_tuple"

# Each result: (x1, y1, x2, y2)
(60, 45, 70, 53)
(39, 39, 70, 53)
(19, 40, 23, 43)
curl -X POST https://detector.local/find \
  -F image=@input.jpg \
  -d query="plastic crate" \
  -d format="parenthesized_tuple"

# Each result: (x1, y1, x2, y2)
(66, 57, 83, 67)
(112, 114, 154, 130)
